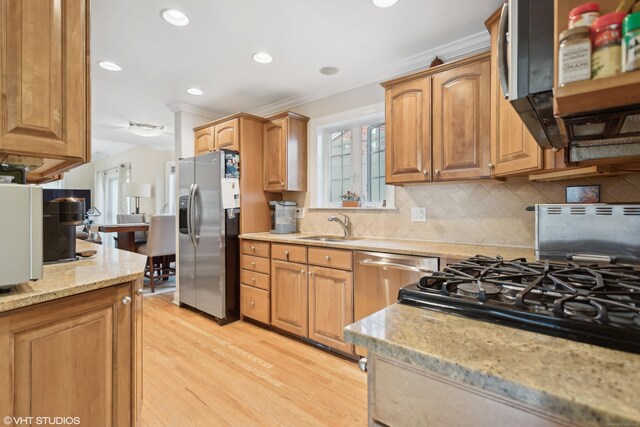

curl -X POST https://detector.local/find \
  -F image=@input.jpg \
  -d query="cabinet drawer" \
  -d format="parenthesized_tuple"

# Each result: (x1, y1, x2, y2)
(272, 243, 307, 263)
(241, 240, 270, 258)
(241, 255, 270, 274)
(241, 269, 270, 291)
(308, 247, 353, 271)
(241, 285, 270, 324)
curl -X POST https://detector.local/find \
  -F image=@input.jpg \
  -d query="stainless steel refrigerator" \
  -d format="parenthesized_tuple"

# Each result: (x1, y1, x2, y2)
(178, 151, 239, 325)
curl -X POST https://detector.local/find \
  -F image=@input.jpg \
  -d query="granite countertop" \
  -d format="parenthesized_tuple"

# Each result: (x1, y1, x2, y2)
(345, 304, 640, 426)
(240, 232, 534, 260)
(0, 240, 147, 313)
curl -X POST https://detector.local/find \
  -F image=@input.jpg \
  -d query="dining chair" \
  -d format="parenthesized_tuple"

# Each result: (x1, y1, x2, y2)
(136, 215, 176, 292)
(117, 213, 147, 243)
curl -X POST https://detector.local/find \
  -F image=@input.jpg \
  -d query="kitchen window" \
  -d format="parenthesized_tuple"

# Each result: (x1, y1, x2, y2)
(310, 103, 394, 209)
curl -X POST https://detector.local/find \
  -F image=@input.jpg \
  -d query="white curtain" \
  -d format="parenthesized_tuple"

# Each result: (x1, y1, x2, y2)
(118, 163, 131, 214)
(94, 163, 131, 224)
(93, 170, 106, 223)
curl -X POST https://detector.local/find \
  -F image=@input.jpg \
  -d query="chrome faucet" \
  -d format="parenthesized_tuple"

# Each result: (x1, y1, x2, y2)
(328, 214, 352, 238)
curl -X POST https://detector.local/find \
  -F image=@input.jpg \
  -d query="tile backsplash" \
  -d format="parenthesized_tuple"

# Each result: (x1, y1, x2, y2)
(287, 174, 640, 248)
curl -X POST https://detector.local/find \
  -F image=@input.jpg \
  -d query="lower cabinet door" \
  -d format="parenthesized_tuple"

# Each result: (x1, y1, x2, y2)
(241, 284, 270, 324)
(271, 260, 308, 336)
(308, 266, 354, 354)
(0, 284, 134, 427)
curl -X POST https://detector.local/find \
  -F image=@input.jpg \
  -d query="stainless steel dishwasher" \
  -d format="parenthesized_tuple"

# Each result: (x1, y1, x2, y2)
(354, 251, 439, 324)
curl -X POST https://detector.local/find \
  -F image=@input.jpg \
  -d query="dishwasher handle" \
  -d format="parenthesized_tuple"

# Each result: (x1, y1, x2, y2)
(358, 259, 434, 274)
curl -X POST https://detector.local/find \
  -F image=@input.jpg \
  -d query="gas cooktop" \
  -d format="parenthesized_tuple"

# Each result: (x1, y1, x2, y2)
(398, 255, 640, 354)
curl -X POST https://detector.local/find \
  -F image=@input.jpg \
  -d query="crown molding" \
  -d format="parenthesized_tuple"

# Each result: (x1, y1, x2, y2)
(166, 101, 224, 119)
(248, 31, 490, 117)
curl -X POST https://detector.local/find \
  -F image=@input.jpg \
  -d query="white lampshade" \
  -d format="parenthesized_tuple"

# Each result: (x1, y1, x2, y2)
(122, 183, 152, 198)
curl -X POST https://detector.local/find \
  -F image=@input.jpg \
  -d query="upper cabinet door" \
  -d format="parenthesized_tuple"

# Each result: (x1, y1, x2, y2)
(194, 126, 215, 156)
(215, 118, 239, 151)
(487, 14, 543, 176)
(0, 0, 89, 160)
(432, 59, 491, 181)
(263, 118, 287, 191)
(385, 77, 432, 184)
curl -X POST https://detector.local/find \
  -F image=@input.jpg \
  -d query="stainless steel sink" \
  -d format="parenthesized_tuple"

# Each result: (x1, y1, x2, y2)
(298, 235, 362, 243)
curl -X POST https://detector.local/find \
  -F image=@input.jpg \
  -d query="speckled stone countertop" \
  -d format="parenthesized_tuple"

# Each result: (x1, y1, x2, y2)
(345, 304, 640, 426)
(240, 232, 534, 260)
(0, 240, 146, 313)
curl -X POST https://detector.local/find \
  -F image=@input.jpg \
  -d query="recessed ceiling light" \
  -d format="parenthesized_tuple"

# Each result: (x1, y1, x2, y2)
(252, 52, 273, 64)
(128, 121, 164, 137)
(373, 0, 399, 7)
(161, 9, 189, 26)
(186, 87, 204, 96)
(98, 61, 122, 71)
(320, 67, 339, 76)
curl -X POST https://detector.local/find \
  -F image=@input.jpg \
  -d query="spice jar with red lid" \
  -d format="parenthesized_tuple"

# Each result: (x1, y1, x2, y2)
(569, 2, 600, 28)
(591, 12, 627, 79)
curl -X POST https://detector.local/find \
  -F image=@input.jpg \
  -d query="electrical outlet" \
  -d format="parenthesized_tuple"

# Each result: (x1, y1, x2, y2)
(411, 207, 426, 223)
(296, 207, 305, 219)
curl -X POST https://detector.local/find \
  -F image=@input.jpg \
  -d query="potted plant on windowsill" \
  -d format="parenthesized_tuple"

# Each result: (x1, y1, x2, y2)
(341, 191, 360, 208)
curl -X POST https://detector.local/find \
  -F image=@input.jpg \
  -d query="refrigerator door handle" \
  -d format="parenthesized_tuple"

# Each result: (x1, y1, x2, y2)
(187, 183, 197, 248)
(192, 183, 201, 246)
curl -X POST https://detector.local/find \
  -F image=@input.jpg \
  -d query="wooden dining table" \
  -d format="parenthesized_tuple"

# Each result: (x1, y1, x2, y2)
(98, 223, 149, 253)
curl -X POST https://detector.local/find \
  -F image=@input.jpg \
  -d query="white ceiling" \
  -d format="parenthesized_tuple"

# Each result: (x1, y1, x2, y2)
(91, 0, 503, 155)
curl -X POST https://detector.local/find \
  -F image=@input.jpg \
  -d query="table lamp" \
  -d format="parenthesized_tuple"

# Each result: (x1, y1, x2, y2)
(122, 183, 152, 214)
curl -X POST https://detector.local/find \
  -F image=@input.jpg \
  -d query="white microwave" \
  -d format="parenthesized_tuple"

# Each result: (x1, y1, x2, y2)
(0, 184, 43, 290)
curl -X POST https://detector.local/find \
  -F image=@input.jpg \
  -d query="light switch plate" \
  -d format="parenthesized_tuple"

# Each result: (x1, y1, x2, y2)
(411, 207, 426, 222)
(296, 207, 305, 219)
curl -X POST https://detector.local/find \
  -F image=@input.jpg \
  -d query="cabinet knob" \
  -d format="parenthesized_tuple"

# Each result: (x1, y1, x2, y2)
(300, 270, 305, 274)
(251, 277, 255, 282)
(488, 163, 495, 169)
(358, 357, 368, 373)
(251, 301, 256, 306)
(251, 246, 255, 252)
(325, 255, 331, 261)
(435, 169, 441, 175)
(285, 250, 290, 260)
(122, 296, 132, 305)
(423, 169, 429, 176)
(251, 262, 256, 267)
(136, 288, 144, 295)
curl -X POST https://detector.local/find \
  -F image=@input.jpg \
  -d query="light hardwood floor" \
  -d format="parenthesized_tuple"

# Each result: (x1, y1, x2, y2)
(141, 294, 367, 427)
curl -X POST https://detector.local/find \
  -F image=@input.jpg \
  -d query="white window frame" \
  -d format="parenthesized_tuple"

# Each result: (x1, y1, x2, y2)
(308, 102, 395, 210)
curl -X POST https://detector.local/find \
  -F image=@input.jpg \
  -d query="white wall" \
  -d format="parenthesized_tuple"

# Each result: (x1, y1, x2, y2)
(284, 82, 384, 120)
(61, 145, 174, 214)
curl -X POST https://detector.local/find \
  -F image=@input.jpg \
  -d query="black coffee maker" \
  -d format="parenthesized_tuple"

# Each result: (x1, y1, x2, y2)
(43, 197, 85, 263)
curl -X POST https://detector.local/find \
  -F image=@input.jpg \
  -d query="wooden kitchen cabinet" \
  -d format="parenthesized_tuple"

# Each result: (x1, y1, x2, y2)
(263, 112, 310, 192)
(432, 56, 491, 181)
(194, 126, 215, 155)
(308, 266, 354, 354)
(383, 77, 432, 184)
(240, 239, 272, 324)
(486, 10, 543, 177)
(0, 0, 91, 182)
(215, 118, 239, 151)
(382, 52, 492, 184)
(0, 280, 143, 426)
(271, 260, 308, 336)
(193, 117, 239, 155)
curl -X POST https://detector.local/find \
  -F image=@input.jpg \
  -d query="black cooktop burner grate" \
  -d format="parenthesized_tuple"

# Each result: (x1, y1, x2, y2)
(401, 255, 640, 354)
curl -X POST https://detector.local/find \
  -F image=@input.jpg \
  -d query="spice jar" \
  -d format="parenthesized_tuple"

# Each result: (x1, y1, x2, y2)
(623, 12, 640, 72)
(559, 27, 592, 86)
(591, 12, 627, 79)
(569, 2, 600, 28)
